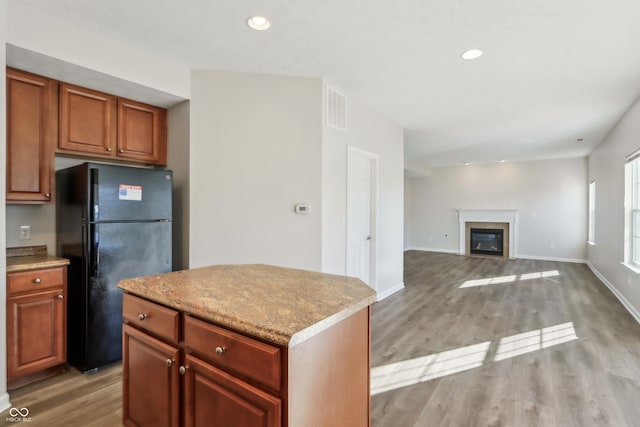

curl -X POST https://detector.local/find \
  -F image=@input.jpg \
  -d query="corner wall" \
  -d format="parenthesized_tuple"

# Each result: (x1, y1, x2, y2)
(322, 91, 405, 298)
(167, 101, 190, 270)
(1, 0, 11, 412)
(189, 70, 323, 271)
(407, 158, 588, 262)
(588, 95, 640, 319)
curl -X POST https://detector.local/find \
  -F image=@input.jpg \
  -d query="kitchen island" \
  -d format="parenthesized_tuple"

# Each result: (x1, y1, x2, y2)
(118, 264, 377, 427)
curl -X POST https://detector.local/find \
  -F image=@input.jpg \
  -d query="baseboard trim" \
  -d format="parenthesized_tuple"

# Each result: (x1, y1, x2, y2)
(587, 262, 640, 325)
(405, 247, 458, 254)
(516, 254, 587, 264)
(377, 282, 404, 301)
(0, 392, 11, 413)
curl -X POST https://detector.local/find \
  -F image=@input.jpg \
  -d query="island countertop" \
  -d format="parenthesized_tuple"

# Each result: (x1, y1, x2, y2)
(117, 264, 377, 348)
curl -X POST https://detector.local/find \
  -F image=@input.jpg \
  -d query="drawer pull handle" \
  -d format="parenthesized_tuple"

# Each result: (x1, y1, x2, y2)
(34, 278, 41, 284)
(57, 295, 64, 300)
(138, 313, 147, 321)
(165, 358, 174, 367)
(215, 346, 226, 356)
(179, 366, 189, 375)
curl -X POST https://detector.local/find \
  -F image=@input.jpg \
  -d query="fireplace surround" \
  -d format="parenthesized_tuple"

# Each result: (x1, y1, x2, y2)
(457, 209, 518, 259)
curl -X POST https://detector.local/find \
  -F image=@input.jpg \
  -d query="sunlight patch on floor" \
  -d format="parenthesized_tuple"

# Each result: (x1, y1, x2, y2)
(460, 270, 560, 288)
(371, 321, 577, 395)
(494, 322, 577, 361)
(371, 342, 490, 395)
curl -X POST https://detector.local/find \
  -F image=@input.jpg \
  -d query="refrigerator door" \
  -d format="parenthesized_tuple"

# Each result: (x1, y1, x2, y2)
(84, 221, 172, 370)
(89, 163, 172, 222)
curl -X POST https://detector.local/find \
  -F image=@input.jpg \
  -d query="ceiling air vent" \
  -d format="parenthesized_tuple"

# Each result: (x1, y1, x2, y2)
(326, 86, 347, 132)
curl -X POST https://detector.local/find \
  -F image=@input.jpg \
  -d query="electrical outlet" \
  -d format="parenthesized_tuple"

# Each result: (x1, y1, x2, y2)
(19, 225, 31, 240)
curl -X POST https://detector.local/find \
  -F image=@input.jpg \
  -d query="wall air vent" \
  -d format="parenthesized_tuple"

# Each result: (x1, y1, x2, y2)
(326, 86, 347, 132)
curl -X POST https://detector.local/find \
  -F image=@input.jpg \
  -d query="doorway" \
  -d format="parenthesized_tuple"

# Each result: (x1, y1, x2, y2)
(346, 146, 378, 288)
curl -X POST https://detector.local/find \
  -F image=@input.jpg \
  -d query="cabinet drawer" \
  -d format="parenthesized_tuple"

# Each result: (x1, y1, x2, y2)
(123, 294, 179, 343)
(7, 267, 64, 295)
(184, 316, 282, 392)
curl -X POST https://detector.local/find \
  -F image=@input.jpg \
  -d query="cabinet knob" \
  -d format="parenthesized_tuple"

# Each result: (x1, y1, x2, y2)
(57, 294, 64, 300)
(119, 149, 124, 154)
(215, 346, 226, 356)
(138, 313, 147, 321)
(106, 147, 112, 152)
(165, 358, 174, 367)
(33, 278, 41, 284)
(179, 366, 189, 375)
(45, 193, 51, 198)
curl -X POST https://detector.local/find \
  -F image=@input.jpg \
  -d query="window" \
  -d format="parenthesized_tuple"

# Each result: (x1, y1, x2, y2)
(625, 151, 640, 268)
(589, 181, 596, 243)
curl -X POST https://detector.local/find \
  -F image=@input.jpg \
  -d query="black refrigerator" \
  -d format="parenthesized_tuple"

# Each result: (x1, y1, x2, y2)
(56, 162, 172, 372)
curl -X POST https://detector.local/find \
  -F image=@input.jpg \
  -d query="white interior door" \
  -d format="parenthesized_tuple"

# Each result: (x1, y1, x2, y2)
(347, 147, 376, 287)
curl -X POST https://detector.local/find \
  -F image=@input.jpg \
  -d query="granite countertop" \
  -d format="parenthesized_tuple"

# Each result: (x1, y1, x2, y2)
(6, 245, 70, 273)
(118, 264, 377, 348)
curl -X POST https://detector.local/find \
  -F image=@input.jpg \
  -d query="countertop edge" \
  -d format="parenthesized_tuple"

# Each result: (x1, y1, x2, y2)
(6, 257, 70, 273)
(288, 295, 376, 348)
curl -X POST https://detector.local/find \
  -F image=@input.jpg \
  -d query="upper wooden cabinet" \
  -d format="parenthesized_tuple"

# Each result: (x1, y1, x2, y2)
(6, 68, 56, 203)
(118, 98, 166, 164)
(59, 83, 117, 156)
(59, 83, 167, 165)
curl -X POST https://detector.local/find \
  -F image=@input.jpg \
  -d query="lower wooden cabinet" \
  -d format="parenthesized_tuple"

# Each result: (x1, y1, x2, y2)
(123, 324, 181, 427)
(6, 266, 67, 387)
(184, 355, 281, 427)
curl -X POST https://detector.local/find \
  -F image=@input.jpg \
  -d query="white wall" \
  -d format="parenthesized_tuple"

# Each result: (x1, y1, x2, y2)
(588, 95, 640, 319)
(322, 92, 405, 298)
(167, 101, 190, 270)
(404, 176, 412, 250)
(189, 70, 323, 271)
(1, 0, 10, 412)
(407, 158, 588, 262)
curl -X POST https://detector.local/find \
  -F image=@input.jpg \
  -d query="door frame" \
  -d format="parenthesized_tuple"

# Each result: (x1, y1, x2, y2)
(346, 145, 379, 289)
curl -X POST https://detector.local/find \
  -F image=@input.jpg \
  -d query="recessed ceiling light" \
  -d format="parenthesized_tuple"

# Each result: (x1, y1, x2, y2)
(247, 16, 271, 31)
(461, 49, 483, 60)
(463, 162, 470, 166)
(498, 159, 505, 163)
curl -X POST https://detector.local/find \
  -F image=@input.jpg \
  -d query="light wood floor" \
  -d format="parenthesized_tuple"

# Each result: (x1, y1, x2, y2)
(371, 251, 640, 427)
(5, 251, 640, 426)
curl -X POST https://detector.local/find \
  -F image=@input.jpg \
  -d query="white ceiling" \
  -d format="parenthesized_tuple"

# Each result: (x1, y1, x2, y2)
(12, 0, 640, 167)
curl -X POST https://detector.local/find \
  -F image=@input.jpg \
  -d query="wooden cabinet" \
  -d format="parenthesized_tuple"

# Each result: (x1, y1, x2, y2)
(6, 68, 56, 203)
(59, 83, 117, 156)
(118, 98, 166, 164)
(123, 324, 181, 427)
(184, 355, 281, 427)
(122, 292, 371, 427)
(59, 83, 167, 165)
(6, 266, 67, 387)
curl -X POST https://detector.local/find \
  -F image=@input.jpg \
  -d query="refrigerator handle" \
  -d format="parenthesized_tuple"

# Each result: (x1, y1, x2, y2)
(90, 168, 99, 222)
(89, 223, 99, 277)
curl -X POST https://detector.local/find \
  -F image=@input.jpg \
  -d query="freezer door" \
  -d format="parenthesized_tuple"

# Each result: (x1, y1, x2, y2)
(90, 163, 172, 222)
(85, 221, 172, 370)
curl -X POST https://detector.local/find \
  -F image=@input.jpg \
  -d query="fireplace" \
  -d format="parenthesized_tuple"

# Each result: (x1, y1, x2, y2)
(469, 228, 504, 257)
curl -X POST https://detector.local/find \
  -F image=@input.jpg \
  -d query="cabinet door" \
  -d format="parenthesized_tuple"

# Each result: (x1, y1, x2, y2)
(59, 83, 117, 156)
(6, 68, 55, 203)
(184, 354, 281, 427)
(123, 324, 180, 427)
(117, 98, 166, 165)
(7, 288, 65, 380)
